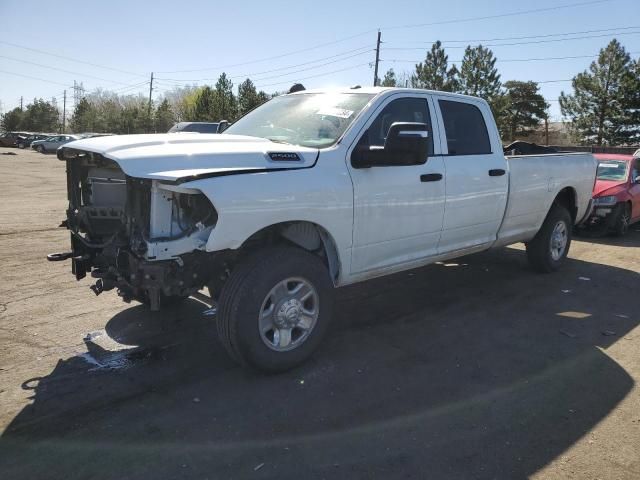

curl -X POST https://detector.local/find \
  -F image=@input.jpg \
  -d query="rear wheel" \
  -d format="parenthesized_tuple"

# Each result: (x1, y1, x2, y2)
(37, 145, 45, 154)
(526, 204, 572, 273)
(217, 246, 333, 373)
(612, 203, 631, 237)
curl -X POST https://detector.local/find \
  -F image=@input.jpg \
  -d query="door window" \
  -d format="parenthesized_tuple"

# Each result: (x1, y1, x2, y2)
(357, 97, 433, 158)
(439, 100, 491, 155)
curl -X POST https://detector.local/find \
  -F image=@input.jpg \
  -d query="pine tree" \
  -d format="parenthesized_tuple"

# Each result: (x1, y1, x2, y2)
(411, 41, 459, 91)
(381, 69, 397, 87)
(559, 39, 637, 145)
(237, 79, 261, 116)
(21, 99, 59, 132)
(70, 97, 94, 133)
(192, 86, 216, 121)
(1, 108, 24, 131)
(502, 81, 549, 141)
(214, 73, 237, 121)
(459, 45, 501, 99)
(154, 98, 175, 132)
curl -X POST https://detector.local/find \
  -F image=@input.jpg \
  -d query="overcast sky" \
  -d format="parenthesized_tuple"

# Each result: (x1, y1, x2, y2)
(1, 0, 638, 121)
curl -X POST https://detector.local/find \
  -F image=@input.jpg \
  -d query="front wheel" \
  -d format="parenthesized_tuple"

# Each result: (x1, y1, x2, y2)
(526, 204, 572, 273)
(612, 203, 631, 237)
(217, 246, 333, 373)
(37, 145, 45, 154)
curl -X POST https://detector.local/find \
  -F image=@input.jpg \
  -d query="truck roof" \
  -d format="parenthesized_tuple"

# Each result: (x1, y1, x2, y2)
(289, 86, 488, 103)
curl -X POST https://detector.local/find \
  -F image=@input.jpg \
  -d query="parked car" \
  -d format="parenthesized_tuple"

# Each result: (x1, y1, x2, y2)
(0, 131, 31, 147)
(51, 87, 597, 372)
(583, 154, 640, 235)
(168, 122, 228, 133)
(31, 134, 81, 153)
(16, 133, 50, 149)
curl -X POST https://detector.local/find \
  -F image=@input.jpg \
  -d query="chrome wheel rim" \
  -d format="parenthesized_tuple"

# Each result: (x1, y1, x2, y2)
(550, 221, 568, 261)
(620, 208, 630, 233)
(258, 277, 319, 352)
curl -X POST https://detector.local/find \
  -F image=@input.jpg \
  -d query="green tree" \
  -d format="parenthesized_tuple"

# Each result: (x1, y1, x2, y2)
(559, 39, 637, 145)
(459, 45, 501, 99)
(21, 99, 59, 131)
(1, 107, 24, 131)
(214, 72, 237, 121)
(237, 79, 261, 116)
(501, 81, 549, 141)
(192, 86, 216, 121)
(381, 69, 397, 87)
(69, 97, 96, 133)
(154, 98, 175, 132)
(411, 41, 459, 91)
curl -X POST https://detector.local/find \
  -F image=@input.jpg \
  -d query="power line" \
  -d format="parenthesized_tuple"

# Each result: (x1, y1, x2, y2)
(383, 0, 613, 30)
(383, 51, 640, 64)
(0, 40, 146, 78)
(254, 62, 372, 89)
(156, 46, 373, 83)
(156, 31, 376, 74)
(396, 25, 640, 44)
(0, 55, 141, 86)
(0, 70, 70, 87)
(384, 30, 640, 50)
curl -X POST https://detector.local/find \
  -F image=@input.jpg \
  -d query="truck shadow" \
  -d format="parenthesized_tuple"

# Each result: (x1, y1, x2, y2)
(574, 224, 640, 247)
(0, 248, 638, 479)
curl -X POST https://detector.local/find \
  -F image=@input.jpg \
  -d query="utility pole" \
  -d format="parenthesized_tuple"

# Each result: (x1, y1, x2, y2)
(148, 72, 154, 133)
(62, 90, 67, 133)
(373, 30, 381, 86)
(544, 117, 549, 146)
(20, 96, 23, 111)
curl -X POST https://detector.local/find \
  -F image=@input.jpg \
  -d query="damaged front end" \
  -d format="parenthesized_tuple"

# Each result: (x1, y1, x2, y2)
(51, 148, 219, 310)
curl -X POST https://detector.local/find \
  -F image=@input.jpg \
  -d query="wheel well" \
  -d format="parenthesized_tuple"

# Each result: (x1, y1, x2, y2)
(237, 222, 340, 284)
(554, 187, 577, 222)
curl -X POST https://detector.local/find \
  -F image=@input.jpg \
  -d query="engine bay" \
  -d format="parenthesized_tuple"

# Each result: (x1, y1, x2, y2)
(59, 149, 219, 309)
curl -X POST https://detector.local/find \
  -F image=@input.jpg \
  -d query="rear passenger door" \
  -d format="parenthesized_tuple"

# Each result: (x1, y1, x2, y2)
(434, 97, 509, 253)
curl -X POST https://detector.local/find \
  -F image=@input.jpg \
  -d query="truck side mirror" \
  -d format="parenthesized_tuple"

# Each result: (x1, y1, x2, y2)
(352, 122, 429, 168)
(217, 121, 229, 133)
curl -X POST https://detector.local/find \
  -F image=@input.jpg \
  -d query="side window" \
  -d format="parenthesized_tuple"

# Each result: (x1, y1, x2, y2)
(439, 100, 491, 155)
(358, 97, 433, 156)
(633, 159, 640, 181)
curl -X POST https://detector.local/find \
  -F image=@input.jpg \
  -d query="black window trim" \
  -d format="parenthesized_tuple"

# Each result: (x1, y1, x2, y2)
(351, 95, 434, 167)
(438, 98, 493, 156)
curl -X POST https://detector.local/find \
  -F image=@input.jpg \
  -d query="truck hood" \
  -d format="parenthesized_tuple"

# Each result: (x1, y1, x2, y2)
(593, 178, 627, 197)
(59, 133, 319, 182)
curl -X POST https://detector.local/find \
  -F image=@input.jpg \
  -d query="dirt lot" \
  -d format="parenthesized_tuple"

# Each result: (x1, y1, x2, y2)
(0, 146, 638, 479)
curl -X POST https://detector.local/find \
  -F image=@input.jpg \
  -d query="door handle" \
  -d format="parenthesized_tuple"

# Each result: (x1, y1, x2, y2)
(420, 173, 443, 182)
(489, 169, 506, 177)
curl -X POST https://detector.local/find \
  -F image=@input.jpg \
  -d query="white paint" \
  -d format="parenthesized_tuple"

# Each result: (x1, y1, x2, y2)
(64, 87, 597, 287)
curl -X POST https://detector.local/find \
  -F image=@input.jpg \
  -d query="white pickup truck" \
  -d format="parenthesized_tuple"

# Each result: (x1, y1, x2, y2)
(53, 87, 597, 372)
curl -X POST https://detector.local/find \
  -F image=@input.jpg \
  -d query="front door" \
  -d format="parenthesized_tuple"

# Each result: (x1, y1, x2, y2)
(347, 94, 446, 275)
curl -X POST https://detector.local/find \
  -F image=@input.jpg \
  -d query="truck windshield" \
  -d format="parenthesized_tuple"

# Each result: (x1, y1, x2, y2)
(596, 160, 628, 181)
(224, 93, 374, 148)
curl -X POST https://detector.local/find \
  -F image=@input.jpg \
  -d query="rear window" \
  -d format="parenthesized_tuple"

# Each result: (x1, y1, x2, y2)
(439, 100, 491, 155)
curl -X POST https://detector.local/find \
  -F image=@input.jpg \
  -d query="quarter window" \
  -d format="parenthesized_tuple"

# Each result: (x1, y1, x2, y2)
(439, 100, 491, 155)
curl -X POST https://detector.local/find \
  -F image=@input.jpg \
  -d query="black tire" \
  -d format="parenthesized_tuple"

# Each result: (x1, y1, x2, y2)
(611, 203, 631, 237)
(217, 246, 334, 373)
(526, 204, 572, 273)
(37, 145, 45, 154)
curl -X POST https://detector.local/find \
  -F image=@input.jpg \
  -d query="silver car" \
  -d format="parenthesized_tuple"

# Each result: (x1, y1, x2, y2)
(31, 134, 81, 153)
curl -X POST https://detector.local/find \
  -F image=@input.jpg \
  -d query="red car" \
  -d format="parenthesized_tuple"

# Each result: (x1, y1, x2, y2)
(586, 154, 640, 235)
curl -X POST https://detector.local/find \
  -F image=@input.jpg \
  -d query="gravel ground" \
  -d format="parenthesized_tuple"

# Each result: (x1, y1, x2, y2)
(0, 146, 638, 480)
